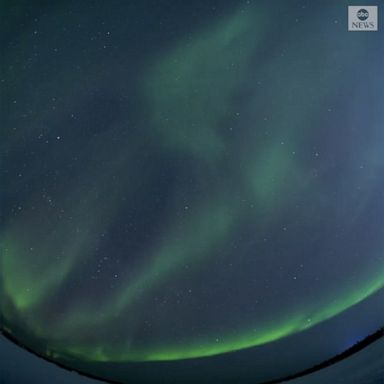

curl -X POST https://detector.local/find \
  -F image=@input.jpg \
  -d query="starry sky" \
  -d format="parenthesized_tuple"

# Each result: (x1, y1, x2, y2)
(1, 1, 383, 383)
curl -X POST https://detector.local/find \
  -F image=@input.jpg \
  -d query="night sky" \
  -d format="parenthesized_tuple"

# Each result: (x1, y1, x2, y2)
(1, 1, 383, 383)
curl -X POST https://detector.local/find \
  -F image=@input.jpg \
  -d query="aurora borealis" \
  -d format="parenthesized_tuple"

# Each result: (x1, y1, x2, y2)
(1, 1, 384, 383)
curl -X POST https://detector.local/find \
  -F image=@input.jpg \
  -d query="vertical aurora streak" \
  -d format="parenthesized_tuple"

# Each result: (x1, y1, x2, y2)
(1, 1, 384, 383)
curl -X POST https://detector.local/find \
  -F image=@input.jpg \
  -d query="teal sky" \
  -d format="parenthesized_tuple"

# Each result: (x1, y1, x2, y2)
(1, 1, 383, 383)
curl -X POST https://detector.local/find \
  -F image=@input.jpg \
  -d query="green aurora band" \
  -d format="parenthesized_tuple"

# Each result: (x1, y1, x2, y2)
(1, 3, 384, 365)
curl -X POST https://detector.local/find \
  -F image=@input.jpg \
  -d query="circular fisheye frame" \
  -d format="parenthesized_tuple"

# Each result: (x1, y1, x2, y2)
(1, 1, 384, 384)
(357, 9, 369, 21)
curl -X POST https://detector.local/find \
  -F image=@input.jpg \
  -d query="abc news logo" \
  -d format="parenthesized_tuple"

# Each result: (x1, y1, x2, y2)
(357, 9, 369, 21)
(348, 6, 378, 31)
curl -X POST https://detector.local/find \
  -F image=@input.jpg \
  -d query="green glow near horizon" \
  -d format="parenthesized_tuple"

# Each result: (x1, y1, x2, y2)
(50, 271, 384, 362)
(1, 3, 384, 367)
